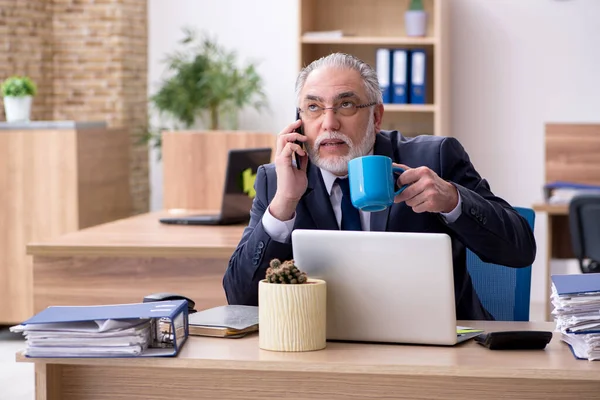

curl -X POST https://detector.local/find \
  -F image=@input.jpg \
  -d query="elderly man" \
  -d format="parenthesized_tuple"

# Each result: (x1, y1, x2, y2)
(223, 52, 536, 320)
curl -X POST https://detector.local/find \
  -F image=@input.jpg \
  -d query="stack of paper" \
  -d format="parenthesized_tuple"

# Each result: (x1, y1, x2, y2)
(11, 318, 153, 357)
(551, 274, 600, 360)
(10, 300, 189, 358)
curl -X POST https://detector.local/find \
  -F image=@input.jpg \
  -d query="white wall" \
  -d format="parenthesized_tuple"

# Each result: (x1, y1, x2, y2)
(147, 0, 299, 210)
(148, 0, 600, 308)
(450, 0, 600, 306)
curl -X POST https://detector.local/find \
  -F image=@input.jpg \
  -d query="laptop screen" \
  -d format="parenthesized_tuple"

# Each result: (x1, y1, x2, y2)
(220, 148, 272, 220)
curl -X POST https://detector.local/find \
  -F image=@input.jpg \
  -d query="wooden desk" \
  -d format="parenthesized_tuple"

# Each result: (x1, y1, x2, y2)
(17, 321, 600, 400)
(26, 211, 246, 316)
(532, 203, 570, 321)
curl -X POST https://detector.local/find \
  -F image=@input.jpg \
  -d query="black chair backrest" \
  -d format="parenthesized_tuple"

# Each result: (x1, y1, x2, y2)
(569, 194, 600, 273)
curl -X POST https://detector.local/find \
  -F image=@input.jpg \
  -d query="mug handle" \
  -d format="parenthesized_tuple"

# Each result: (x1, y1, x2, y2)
(392, 166, 409, 196)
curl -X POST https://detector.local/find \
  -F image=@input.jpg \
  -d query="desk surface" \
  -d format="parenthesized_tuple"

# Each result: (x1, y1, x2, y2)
(26, 210, 246, 258)
(15, 321, 600, 381)
(28, 205, 568, 258)
(532, 203, 568, 215)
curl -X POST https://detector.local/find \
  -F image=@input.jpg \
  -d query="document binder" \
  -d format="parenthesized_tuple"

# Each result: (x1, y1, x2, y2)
(409, 50, 427, 104)
(391, 49, 408, 104)
(11, 300, 189, 358)
(552, 273, 600, 296)
(376, 48, 392, 104)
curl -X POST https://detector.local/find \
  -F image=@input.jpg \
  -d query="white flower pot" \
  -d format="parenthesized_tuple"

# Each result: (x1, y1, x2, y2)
(258, 278, 327, 352)
(4, 96, 32, 122)
(405, 10, 427, 37)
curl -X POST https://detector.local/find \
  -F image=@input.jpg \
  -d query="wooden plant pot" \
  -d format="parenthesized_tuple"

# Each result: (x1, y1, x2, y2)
(258, 278, 327, 352)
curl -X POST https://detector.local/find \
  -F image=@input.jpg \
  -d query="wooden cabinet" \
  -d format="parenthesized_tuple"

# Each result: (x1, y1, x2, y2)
(162, 131, 275, 211)
(0, 121, 132, 324)
(298, 0, 449, 137)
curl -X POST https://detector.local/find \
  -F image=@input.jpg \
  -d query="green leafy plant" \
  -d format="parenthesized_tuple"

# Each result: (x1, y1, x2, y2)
(142, 26, 268, 155)
(266, 259, 308, 284)
(1, 76, 37, 97)
(408, 0, 424, 11)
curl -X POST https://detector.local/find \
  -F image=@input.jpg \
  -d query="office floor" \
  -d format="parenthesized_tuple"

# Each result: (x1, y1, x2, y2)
(0, 326, 33, 400)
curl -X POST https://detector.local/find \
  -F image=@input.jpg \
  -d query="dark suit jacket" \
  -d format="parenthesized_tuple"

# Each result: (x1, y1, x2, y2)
(222, 131, 537, 320)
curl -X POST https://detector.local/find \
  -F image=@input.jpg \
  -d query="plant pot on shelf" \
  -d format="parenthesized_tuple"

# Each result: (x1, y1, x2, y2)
(258, 259, 327, 352)
(405, 10, 427, 37)
(4, 96, 32, 122)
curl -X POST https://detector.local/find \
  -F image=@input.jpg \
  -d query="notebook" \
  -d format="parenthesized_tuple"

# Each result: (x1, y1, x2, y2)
(188, 305, 258, 338)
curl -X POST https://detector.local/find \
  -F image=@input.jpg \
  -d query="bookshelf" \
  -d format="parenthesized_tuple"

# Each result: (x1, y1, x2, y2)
(298, 0, 449, 137)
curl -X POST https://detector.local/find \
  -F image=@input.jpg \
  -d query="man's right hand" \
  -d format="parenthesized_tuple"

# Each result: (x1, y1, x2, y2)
(269, 119, 309, 221)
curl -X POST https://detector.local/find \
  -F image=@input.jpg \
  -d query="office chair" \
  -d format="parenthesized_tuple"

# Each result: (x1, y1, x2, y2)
(466, 207, 534, 321)
(569, 194, 600, 274)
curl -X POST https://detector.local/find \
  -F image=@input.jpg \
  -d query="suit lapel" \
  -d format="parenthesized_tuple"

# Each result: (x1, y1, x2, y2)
(370, 133, 396, 232)
(301, 162, 339, 230)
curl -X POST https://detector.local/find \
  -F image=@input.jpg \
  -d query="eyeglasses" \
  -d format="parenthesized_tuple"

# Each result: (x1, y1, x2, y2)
(298, 101, 377, 120)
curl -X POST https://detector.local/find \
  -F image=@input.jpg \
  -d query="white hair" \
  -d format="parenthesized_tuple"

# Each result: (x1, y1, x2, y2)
(294, 53, 383, 106)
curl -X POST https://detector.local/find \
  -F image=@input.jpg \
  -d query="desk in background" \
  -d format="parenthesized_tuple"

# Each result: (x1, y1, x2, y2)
(17, 321, 600, 400)
(26, 211, 245, 315)
(534, 123, 600, 321)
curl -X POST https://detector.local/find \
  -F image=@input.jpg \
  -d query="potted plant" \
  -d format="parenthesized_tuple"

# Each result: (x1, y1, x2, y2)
(1, 76, 37, 122)
(141, 26, 274, 211)
(142, 26, 269, 155)
(259, 258, 327, 352)
(405, 0, 428, 37)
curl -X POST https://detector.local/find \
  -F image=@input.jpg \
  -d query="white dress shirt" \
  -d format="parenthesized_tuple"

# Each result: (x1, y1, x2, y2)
(262, 168, 462, 243)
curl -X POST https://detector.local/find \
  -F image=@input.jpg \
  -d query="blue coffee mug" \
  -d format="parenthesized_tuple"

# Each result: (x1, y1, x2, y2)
(347, 155, 408, 212)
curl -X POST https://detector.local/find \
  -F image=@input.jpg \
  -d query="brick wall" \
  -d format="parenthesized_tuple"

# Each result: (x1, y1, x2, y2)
(0, 0, 53, 120)
(0, 0, 149, 215)
(121, 0, 150, 214)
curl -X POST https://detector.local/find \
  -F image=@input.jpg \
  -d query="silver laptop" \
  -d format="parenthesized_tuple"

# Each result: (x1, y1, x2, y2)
(291, 229, 481, 346)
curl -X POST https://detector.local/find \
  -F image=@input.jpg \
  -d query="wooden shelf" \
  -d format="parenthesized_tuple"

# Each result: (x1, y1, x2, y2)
(384, 104, 437, 112)
(299, 0, 449, 136)
(301, 36, 437, 46)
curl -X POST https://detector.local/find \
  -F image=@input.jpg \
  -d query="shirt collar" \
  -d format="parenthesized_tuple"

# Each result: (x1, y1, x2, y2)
(320, 169, 344, 196)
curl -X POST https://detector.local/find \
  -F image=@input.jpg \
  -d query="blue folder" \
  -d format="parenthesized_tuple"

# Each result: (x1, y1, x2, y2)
(552, 273, 600, 295)
(544, 181, 600, 190)
(18, 300, 189, 358)
(409, 49, 426, 104)
(391, 49, 408, 104)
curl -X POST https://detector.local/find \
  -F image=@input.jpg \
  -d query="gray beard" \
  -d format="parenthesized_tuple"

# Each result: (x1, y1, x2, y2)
(307, 114, 376, 175)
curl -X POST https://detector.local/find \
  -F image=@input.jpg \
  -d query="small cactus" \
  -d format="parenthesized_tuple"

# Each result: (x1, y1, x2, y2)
(265, 258, 308, 284)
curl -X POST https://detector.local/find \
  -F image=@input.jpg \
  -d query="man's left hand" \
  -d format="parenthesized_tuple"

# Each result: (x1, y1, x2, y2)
(393, 163, 459, 214)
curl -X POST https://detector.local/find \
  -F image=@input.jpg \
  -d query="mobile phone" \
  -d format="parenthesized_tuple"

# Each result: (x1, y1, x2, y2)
(294, 110, 304, 170)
